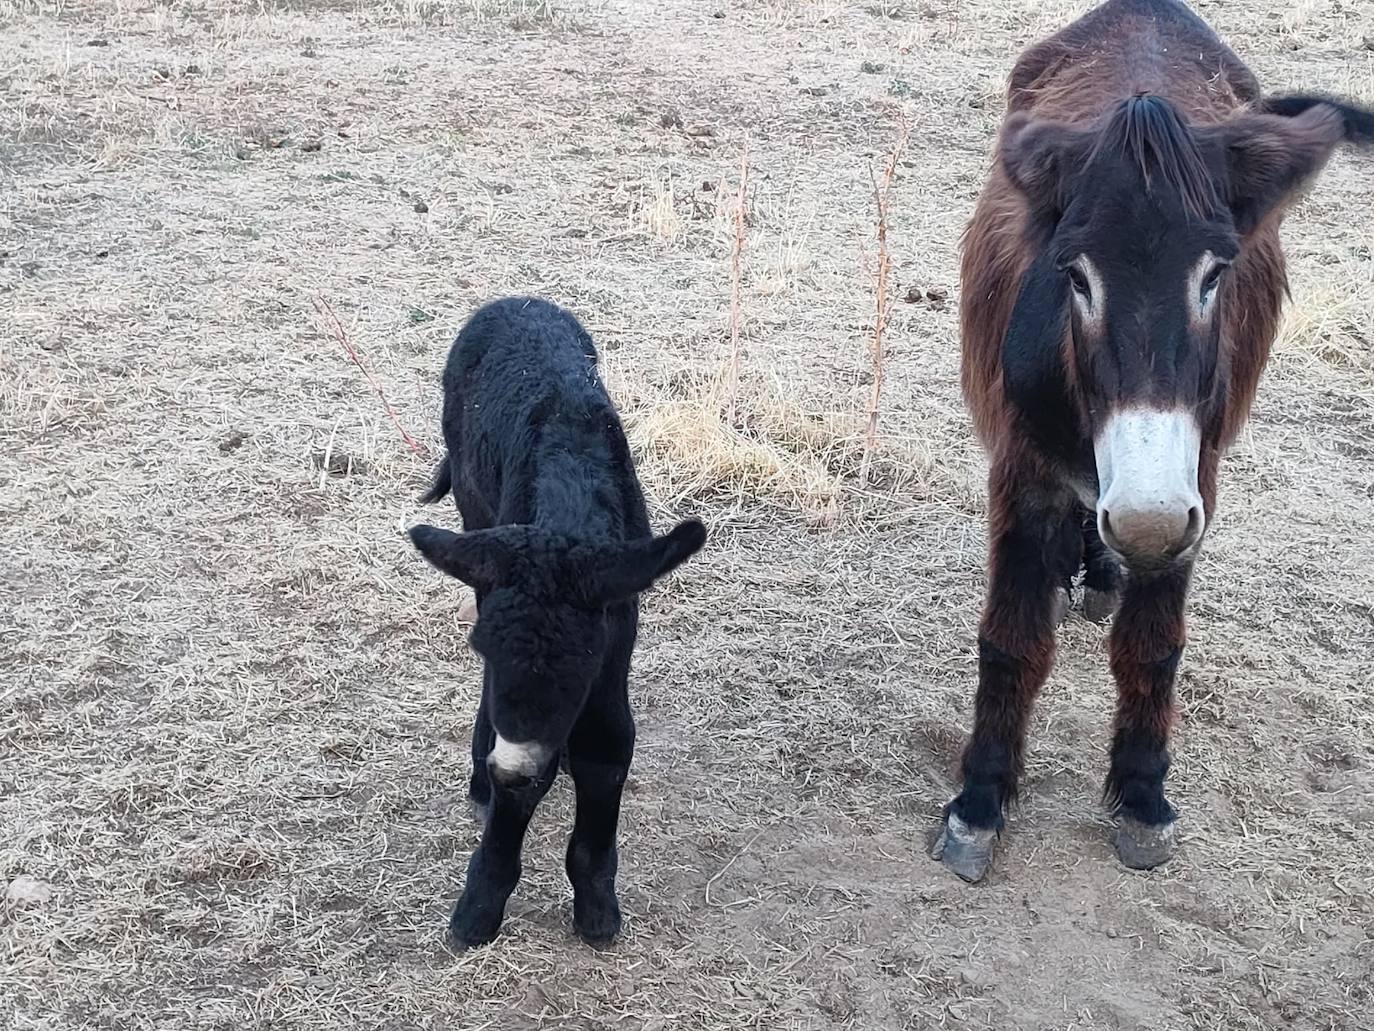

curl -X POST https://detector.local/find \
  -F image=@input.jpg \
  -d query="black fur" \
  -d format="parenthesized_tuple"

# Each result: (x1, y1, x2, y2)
(1000, 250, 1084, 464)
(408, 297, 706, 947)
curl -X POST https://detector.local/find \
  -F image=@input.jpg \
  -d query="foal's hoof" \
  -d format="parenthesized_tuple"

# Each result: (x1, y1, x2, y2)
(573, 893, 622, 947)
(448, 894, 505, 949)
(1082, 587, 1120, 623)
(932, 812, 997, 883)
(1113, 817, 1176, 870)
(1052, 586, 1072, 626)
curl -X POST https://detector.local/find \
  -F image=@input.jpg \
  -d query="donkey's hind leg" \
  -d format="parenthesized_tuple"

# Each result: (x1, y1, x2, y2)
(1082, 509, 1123, 623)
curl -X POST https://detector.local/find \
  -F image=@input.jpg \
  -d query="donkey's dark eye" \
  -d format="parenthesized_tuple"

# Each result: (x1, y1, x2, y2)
(1067, 266, 1091, 298)
(1200, 263, 1228, 303)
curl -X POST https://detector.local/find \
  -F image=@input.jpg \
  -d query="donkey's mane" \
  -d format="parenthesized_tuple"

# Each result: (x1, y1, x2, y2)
(1090, 93, 1219, 218)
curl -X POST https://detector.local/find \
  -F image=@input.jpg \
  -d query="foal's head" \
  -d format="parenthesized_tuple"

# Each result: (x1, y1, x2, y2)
(408, 520, 706, 771)
(999, 94, 1348, 566)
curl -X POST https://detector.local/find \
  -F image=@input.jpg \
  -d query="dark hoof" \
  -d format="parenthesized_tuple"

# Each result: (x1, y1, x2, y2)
(1052, 586, 1071, 627)
(932, 812, 997, 883)
(573, 895, 622, 946)
(1114, 816, 1176, 870)
(447, 892, 506, 949)
(1082, 587, 1120, 623)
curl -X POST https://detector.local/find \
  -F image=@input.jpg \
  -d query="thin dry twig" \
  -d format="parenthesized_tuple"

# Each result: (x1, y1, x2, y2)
(725, 142, 750, 427)
(311, 295, 427, 457)
(860, 119, 909, 488)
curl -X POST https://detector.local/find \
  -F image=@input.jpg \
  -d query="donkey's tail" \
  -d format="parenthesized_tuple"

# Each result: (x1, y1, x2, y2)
(418, 457, 452, 504)
(1263, 93, 1374, 147)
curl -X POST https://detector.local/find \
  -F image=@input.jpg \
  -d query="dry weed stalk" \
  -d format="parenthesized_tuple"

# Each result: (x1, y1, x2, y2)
(311, 296, 427, 457)
(725, 142, 750, 426)
(860, 120, 908, 487)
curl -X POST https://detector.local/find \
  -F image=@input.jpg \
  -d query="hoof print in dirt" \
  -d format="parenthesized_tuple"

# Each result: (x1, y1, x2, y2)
(932, 812, 997, 883)
(1113, 817, 1176, 871)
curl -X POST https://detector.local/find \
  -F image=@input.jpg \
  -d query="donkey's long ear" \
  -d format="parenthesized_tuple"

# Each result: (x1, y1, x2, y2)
(582, 519, 707, 606)
(1001, 249, 1080, 459)
(408, 524, 521, 592)
(1208, 104, 1347, 235)
(999, 114, 1091, 221)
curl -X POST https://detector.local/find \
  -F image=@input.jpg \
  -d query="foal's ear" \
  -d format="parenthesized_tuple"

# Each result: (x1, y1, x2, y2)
(408, 524, 521, 592)
(582, 519, 707, 606)
(999, 114, 1090, 220)
(1207, 104, 1346, 235)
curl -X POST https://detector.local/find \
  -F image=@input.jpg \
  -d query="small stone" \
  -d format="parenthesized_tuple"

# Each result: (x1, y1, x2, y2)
(413, 199, 429, 214)
(219, 430, 247, 453)
(86, 37, 109, 47)
(183, 63, 202, 76)
(6, 875, 53, 909)
(301, 139, 322, 153)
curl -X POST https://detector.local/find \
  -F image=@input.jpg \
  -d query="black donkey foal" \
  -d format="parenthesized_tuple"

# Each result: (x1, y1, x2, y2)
(409, 297, 706, 947)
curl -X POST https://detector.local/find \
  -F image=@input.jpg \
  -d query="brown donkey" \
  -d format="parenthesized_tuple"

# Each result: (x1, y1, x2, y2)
(936, 0, 1374, 882)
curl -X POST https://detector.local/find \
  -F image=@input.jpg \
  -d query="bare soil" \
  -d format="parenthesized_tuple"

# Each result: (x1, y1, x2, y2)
(2, 1, 1372, 1029)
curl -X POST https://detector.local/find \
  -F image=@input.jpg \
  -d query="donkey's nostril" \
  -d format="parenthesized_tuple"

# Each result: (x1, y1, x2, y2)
(1183, 505, 1204, 548)
(1098, 500, 1204, 562)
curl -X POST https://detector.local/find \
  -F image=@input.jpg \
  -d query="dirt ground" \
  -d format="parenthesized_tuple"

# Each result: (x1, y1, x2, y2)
(3, 0, 1373, 1028)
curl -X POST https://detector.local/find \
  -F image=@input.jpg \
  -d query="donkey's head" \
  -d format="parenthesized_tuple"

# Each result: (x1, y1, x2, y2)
(999, 93, 1351, 566)
(408, 520, 706, 749)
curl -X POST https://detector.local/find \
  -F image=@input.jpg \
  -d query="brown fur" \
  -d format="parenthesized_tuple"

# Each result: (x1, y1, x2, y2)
(961, 0, 1283, 453)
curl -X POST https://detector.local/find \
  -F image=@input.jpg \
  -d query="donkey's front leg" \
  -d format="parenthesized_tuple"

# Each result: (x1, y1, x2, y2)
(935, 461, 1078, 882)
(1105, 561, 1192, 869)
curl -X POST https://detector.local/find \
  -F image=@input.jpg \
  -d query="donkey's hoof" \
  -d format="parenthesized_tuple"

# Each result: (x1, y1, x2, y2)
(932, 812, 997, 883)
(1082, 587, 1120, 623)
(1114, 817, 1176, 870)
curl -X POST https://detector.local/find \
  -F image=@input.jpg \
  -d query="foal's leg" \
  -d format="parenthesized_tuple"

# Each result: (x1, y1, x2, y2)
(468, 688, 495, 824)
(1105, 561, 1191, 869)
(564, 644, 635, 944)
(1081, 511, 1123, 623)
(448, 736, 557, 947)
(935, 458, 1077, 882)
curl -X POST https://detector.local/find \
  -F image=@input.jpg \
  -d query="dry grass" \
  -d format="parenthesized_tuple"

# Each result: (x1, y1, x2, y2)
(2, 1, 1374, 1030)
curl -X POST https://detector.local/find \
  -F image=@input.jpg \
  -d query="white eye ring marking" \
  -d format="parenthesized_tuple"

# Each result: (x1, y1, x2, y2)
(1067, 254, 1105, 326)
(1189, 250, 1229, 321)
